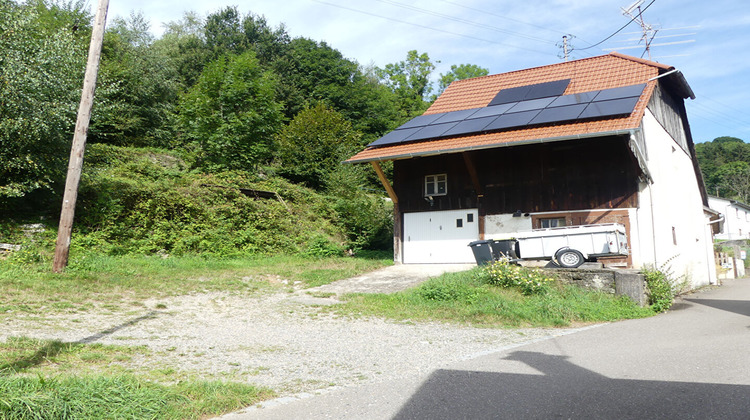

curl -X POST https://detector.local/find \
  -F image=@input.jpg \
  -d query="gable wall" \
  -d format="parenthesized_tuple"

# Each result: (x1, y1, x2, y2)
(635, 109, 716, 286)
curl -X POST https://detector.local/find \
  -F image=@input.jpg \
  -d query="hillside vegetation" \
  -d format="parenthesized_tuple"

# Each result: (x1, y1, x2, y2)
(0, 1, 493, 259)
(694, 136, 750, 203)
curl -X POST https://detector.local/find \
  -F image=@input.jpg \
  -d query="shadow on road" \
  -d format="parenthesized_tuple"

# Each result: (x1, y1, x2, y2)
(394, 351, 750, 419)
(684, 299, 750, 317)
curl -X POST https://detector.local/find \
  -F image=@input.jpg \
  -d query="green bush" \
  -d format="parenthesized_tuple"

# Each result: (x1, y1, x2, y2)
(482, 260, 555, 295)
(642, 266, 674, 313)
(69, 144, 349, 257)
(416, 277, 484, 304)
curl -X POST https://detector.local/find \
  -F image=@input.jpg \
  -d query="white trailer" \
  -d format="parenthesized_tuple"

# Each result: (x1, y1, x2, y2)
(488, 223, 629, 268)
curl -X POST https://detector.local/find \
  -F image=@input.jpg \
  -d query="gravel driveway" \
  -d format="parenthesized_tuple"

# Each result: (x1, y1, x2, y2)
(0, 264, 571, 399)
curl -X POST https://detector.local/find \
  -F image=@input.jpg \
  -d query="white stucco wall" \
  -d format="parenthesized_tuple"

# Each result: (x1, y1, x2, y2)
(635, 109, 716, 287)
(484, 213, 533, 237)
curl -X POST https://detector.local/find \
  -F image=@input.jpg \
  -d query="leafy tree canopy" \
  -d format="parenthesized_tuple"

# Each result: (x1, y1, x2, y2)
(178, 51, 283, 171)
(376, 50, 435, 118)
(695, 136, 750, 202)
(0, 0, 86, 199)
(91, 11, 181, 148)
(274, 103, 362, 190)
(435, 63, 489, 98)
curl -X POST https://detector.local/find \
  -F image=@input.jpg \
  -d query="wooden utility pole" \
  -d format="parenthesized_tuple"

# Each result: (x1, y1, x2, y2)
(53, 0, 110, 272)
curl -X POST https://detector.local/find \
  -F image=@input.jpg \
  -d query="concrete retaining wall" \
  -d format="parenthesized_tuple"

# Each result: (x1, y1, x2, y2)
(543, 268, 647, 306)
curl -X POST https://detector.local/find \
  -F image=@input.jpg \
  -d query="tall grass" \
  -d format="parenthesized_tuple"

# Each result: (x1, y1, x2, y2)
(0, 374, 271, 419)
(0, 337, 273, 419)
(336, 268, 653, 327)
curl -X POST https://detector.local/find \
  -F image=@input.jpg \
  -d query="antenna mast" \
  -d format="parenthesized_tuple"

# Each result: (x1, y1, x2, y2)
(621, 0, 657, 60)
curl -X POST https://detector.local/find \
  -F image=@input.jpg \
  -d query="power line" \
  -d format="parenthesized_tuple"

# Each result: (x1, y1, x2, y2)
(311, 0, 552, 55)
(577, 0, 656, 51)
(438, 0, 574, 39)
(374, 0, 555, 45)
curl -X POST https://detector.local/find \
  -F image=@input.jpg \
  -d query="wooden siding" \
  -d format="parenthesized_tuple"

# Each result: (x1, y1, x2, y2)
(393, 135, 640, 215)
(648, 82, 688, 152)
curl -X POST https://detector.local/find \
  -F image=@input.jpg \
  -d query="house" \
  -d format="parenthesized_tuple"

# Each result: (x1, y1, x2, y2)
(708, 196, 750, 240)
(347, 52, 718, 288)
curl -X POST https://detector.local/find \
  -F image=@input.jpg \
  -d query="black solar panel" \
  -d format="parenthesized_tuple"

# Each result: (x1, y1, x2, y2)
(432, 108, 481, 124)
(366, 82, 646, 148)
(525, 79, 570, 101)
(483, 110, 541, 131)
(488, 85, 531, 106)
(506, 96, 555, 113)
(593, 83, 646, 102)
(530, 103, 588, 125)
(547, 91, 599, 107)
(368, 127, 423, 147)
(397, 113, 446, 129)
(467, 102, 517, 119)
(441, 116, 498, 137)
(406, 121, 460, 141)
(579, 96, 640, 119)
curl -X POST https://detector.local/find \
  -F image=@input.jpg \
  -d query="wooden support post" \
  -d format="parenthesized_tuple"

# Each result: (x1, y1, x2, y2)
(370, 161, 398, 204)
(53, 0, 109, 272)
(462, 152, 485, 239)
(370, 161, 401, 263)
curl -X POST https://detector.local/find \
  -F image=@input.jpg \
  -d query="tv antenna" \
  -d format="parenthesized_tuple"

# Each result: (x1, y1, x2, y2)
(621, 0, 658, 60)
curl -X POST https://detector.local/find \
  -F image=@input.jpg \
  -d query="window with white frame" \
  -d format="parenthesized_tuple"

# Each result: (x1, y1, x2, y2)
(540, 217, 566, 228)
(425, 174, 447, 196)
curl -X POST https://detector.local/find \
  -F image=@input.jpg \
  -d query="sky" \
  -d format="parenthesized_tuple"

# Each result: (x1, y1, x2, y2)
(104, 0, 750, 143)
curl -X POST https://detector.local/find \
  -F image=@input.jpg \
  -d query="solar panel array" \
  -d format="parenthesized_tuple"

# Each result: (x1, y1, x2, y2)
(368, 82, 646, 148)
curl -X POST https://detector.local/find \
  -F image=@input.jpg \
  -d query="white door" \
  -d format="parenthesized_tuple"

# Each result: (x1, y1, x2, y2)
(403, 209, 479, 263)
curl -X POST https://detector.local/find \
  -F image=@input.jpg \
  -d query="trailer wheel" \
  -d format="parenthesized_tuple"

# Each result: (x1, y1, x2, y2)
(555, 248, 585, 268)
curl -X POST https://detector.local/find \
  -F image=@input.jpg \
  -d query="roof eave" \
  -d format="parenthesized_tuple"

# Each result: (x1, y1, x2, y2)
(345, 128, 639, 164)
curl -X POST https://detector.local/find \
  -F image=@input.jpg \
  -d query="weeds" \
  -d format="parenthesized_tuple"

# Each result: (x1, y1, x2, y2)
(642, 265, 680, 313)
(481, 260, 555, 295)
(336, 268, 653, 327)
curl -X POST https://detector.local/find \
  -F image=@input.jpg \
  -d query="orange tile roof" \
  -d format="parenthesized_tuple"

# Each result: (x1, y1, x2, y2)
(347, 53, 674, 163)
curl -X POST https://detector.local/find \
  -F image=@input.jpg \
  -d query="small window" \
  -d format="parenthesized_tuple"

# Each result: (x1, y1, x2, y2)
(425, 174, 447, 196)
(456, 219, 463, 228)
(467, 213, 474, 223)
(540, 217, 566, 228)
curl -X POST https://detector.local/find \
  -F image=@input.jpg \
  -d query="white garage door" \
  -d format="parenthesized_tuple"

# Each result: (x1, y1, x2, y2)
(403, 209, 479, 263)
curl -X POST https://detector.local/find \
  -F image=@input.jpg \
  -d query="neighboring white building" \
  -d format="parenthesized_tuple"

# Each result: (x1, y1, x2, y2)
(708, 196, 750, 240)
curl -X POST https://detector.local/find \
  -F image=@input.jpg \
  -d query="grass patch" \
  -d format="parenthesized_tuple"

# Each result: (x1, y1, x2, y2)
(0, 337, 273, 419)
(334, 268, 654, 327)
(0, 253, 392, 315)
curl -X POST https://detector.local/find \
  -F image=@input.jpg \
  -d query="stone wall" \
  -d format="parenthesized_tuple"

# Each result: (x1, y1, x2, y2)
(542, 268, 647, 306)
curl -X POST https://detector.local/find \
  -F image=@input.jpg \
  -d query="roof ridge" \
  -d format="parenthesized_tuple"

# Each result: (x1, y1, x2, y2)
(447, 53, 671, 89)
(607, 51, 673, 70)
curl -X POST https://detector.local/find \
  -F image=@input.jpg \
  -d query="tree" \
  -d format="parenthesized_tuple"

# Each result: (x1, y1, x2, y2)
(715, 161, 750, 203)
(178, 51, 283, 170)
(435, 63, 489, 98)
(0, 0, 86, 199)
(695, 136, 750, 199)
(274, 104, 362, 190)
(376, 50, 435, 118)
(90, 11, 181, 147)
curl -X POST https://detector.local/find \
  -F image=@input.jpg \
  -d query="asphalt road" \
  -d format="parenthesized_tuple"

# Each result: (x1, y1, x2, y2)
(224, 277, 750, 419)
